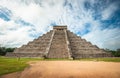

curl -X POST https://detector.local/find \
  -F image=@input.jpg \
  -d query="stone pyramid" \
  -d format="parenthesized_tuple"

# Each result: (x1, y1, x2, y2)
(6, 26, 111, 59)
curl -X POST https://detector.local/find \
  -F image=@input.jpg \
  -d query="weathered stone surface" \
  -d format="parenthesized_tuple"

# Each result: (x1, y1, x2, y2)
(6, 26, 112, 58)
(47, 28, 70, 58)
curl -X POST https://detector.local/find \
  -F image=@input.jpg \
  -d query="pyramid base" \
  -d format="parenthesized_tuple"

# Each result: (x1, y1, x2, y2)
(6, 52, 112, 59)
(6, 52, 45, 58)
(72, 53, 112, 59)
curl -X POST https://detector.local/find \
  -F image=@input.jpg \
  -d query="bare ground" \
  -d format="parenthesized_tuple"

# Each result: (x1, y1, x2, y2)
(1, 61, 120, 78)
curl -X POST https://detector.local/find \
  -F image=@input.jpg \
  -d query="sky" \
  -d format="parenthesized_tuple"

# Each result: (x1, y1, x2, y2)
(0, 0, 120, 50)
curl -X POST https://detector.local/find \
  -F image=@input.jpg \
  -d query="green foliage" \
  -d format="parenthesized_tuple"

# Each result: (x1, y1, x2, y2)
(0, 47, 6, 56)
(6, 48, 15, 52)
(0, 47, 15, 56)
(104, 48, 120, 57)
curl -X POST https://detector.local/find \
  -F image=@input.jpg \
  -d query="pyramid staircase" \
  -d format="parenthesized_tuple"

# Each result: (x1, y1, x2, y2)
(6, 26, 112, 59)
(47, 28, 70, 58)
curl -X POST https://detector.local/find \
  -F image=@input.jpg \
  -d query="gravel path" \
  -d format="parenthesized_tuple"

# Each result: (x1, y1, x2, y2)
(1, 61, 120, 78)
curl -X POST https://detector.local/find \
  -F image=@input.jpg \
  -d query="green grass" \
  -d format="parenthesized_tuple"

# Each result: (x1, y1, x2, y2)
(0, 56, 42, 76)
(0, 56, 120, 76)
(78, 57, 120, 62)
(43, 57, 120, 62)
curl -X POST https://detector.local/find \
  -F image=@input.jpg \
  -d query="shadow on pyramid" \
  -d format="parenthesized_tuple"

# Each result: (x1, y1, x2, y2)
(6, 26, 112, 59)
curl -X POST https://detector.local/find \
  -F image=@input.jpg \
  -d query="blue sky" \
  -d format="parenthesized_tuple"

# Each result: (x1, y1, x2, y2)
(0, 0, 120, 50)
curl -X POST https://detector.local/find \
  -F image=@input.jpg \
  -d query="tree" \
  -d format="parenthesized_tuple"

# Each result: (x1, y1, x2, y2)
(0, 47, 6, 55)
(6, 48, 15, 52)
(104, 48, 120, 57)
(0, 47, 15, 56)
(117, 49, 120, 52)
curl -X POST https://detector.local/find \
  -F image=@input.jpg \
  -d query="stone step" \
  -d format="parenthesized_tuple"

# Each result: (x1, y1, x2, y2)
(13, 30, 53, 55)
(14, 48, 46, 53)
(47, 30, 69, 58)
(6, 52, 44, 57)
(8, 26, 111, 58)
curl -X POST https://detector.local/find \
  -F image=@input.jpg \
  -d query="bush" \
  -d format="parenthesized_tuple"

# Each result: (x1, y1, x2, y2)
(105, 49, 120, 57)
(0, 47, 15, 56)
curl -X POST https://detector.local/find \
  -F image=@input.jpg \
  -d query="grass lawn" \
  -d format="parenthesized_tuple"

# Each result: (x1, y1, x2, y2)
(78, 57, 120, 62)
(0, 56, 42, 76)
(0, 56, 120, 76)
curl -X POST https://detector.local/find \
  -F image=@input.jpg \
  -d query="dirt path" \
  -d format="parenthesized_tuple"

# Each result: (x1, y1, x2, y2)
(1, 61, 120, 78)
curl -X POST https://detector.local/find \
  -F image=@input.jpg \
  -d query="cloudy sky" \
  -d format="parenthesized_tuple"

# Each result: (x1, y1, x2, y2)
(0, 0, 120, 50)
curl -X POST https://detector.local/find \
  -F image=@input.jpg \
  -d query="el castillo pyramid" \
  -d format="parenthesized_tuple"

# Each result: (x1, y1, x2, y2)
(6, 26, 111, 59)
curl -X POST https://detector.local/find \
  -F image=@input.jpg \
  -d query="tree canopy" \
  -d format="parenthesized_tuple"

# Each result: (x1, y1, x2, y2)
(0, 47, 15, 56)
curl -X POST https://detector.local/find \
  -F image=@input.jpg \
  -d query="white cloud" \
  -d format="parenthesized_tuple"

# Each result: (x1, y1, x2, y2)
(0, 18, 33, 47)
(82, 28, 120, 50)
(101, 3, 118, 20)
(0, 0, 120, 50)
(0, 0, 66, 47)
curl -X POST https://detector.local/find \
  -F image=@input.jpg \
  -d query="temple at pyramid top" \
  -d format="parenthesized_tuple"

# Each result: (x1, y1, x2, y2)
(6, 25, 112, 59)
(53, 26, 67, 30)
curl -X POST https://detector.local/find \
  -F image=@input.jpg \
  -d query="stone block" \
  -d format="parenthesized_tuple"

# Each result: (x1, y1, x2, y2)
(7, 26, 112, 58)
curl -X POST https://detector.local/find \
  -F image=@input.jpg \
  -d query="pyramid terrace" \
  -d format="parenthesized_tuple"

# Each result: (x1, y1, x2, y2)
(6, 26, 112, 59)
